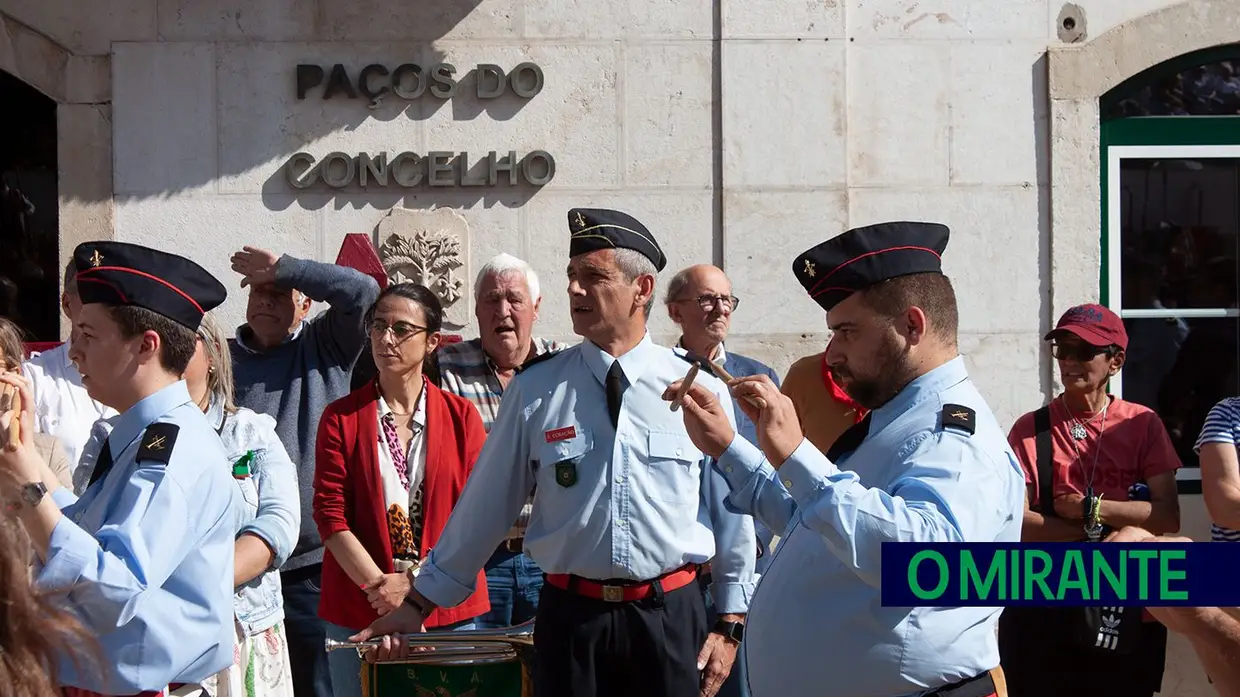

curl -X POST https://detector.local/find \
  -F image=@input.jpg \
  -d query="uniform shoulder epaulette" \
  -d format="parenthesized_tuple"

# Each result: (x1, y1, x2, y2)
(136, 422, 180, 464)
(517, 347, 566, 374)
(940, 404, 976, 436)
(672, 347, 720, 379)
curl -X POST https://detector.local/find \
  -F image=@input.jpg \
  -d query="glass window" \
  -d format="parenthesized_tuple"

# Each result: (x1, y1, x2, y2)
(1104, 57, 1240, 119)
(1110, 154, 1240, 475)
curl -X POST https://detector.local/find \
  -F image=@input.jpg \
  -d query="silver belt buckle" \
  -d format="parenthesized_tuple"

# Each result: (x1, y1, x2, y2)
(601, 585, 624, 603)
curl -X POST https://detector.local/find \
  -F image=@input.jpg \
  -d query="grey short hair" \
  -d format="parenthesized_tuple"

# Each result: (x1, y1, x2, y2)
(613, 248, 657, 316)
(474, 253, 541, 301)
(663, 267, 693, 306)
(196, 311, 237, 415)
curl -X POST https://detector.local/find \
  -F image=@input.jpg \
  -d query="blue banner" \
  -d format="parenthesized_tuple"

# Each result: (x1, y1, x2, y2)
(879, 542, 1240, 607)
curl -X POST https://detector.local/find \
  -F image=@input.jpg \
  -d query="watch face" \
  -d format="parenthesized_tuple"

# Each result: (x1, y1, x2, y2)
(716, 621, 743, 642)
(21, 482, 46, 506)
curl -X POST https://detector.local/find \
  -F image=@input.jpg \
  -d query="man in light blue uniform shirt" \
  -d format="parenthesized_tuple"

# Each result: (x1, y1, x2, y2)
(352, 208, 758, 697)
(0, 241, 240, 696)
(666, 222, 1025, 697)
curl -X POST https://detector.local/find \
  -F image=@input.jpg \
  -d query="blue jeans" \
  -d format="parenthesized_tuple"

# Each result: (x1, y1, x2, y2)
(475, 547, 543, 629)
(281, 565, 334, 697)
(325, 619, 476, 697)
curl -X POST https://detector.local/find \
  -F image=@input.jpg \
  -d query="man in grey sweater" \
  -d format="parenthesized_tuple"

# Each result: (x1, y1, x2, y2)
(228, 245, 380, 697)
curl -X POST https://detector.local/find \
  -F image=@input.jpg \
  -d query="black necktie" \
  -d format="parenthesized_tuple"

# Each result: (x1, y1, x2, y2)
(825, 413, 872, 462)
(606, 360, 626, 428)
(87, 437, 115, 488)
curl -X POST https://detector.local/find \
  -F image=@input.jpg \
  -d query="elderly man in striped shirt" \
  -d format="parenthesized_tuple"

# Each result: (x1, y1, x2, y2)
(435, 253, 564, 630)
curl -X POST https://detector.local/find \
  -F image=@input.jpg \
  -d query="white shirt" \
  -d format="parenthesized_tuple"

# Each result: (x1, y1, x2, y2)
(376, 388, 428, 567)
(23, 343, 116, 473)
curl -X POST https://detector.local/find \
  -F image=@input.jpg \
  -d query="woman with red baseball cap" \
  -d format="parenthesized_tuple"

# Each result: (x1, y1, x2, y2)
(999, 303, 1183, 697)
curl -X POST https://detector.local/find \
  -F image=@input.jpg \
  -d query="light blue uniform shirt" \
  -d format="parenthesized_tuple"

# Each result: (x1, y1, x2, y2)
(416, 332, 758, 613)
(717, 357, 1025, 697)
(38, 381, 241, 694)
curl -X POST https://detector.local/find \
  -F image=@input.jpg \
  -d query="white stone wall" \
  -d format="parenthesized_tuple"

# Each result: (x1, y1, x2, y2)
(0, 0, 1185, 425)
(90, 0, 1172, 432)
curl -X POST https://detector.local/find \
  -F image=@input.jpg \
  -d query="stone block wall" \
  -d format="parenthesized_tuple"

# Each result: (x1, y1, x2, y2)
(0, 0, 1187, 431)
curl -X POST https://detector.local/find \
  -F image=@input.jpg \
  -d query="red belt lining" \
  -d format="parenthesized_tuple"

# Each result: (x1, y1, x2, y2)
(544, 564, 698, 602)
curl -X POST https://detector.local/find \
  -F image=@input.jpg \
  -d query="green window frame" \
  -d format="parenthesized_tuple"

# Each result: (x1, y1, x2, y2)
(1099, 44, 1240, 495)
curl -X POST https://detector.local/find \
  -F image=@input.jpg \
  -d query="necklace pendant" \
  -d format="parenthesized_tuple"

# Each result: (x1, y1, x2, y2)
(1085, 519, 1103, 542)
(1070, 423, 1088, 440)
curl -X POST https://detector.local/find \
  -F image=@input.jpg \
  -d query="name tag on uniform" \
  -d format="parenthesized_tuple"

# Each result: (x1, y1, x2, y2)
(545, 426, 577, 443)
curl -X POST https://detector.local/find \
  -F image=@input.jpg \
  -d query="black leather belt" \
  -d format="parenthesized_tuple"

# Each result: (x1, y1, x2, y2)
(926, 670, 998, 697)
(498, 538, 523, 554)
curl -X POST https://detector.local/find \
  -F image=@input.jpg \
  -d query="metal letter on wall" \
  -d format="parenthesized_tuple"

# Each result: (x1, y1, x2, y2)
(375, 207, 471, 330)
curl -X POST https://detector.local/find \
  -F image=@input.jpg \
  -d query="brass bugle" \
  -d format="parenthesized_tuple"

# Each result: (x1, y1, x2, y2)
(324, 619, 535, 652)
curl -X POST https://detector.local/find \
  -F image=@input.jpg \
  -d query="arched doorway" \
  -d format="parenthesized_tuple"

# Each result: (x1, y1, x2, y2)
(1098, 44, 1240, 494)
(0, 68, 59, 342)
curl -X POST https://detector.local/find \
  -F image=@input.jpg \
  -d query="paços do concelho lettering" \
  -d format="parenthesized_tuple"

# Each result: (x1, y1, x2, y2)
(905, 549, 1189, 602)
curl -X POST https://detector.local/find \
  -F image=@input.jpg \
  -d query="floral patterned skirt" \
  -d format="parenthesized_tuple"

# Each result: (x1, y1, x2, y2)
(203, 620, 295, 697)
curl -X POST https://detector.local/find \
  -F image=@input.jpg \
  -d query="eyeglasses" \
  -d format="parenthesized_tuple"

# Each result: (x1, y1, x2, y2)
(369, 319, 428, 340)
(678, 294, 740, 312)
(1050, 343, 1117, 362)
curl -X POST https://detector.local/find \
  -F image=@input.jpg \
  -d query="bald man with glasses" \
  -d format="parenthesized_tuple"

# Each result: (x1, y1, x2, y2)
(665, 263, 779, 697)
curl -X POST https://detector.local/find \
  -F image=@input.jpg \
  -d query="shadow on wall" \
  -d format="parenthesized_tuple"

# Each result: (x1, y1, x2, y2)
(1032, 52, 1054, 402)
(88, 0, 559, 205)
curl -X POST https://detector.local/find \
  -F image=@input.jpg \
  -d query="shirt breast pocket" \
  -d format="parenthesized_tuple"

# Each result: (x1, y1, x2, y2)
(644, 431, 699, 502)
(537, 427, 594, 489)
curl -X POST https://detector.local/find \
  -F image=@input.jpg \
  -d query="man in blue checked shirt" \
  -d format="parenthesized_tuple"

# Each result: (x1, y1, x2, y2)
(666, 222, 1026, 697)
(0, 241, 240, 697)
(352, 207, 758, 697)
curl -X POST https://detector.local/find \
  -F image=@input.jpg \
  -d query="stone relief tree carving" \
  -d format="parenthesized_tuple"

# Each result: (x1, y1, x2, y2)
(373, 207, 471, 330)
(378, 229, 465, 306)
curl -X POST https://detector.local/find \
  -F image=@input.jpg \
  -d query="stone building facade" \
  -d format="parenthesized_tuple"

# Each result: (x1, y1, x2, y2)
(0, 2, 1236, 692)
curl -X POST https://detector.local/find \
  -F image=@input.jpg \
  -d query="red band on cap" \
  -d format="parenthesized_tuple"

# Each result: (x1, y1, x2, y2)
(810, 285, 857, 299)
(808, 245, 942, 297)
(79, 266, 203, 313)
(76, 277, 130, 304)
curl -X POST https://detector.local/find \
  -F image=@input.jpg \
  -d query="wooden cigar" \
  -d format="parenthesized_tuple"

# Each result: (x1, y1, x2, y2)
(709, 362, 766, 409)
(670, 363, 700, 412)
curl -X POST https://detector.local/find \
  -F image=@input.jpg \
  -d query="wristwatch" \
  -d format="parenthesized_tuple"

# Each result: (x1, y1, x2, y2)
(404, 591, 435, 618)
(19, 481, 47, 508)
(714, 619, 744, 644)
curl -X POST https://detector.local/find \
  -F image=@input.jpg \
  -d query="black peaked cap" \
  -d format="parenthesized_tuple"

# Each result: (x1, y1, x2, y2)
(793, 221, 950, 312)
(73, 241, 227, 331)
(567, 207, 667, 272)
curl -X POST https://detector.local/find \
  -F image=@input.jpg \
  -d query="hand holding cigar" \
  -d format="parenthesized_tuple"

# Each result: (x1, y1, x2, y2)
(669, 363, 699, 412)
(710, 363, 767, 410)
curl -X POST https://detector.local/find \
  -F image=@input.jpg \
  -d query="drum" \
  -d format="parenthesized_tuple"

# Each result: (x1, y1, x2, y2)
(362, 655, 531, 697)
(328, 621, 536, 697)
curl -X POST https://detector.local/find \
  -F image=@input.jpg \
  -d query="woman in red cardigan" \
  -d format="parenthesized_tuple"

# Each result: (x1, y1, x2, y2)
(313, 283, 489, 697)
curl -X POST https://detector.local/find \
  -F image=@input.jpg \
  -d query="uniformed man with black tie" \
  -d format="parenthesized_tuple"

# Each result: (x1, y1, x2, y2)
(0, 241, 240, 697)
(350, 208, 758, 697)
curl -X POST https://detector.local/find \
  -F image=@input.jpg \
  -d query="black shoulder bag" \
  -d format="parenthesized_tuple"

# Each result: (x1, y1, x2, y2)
(1030, 405, 1144, 655)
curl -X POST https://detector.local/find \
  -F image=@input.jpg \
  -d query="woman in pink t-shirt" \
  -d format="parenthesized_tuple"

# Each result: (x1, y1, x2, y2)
(999, 303, 1182, 697)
